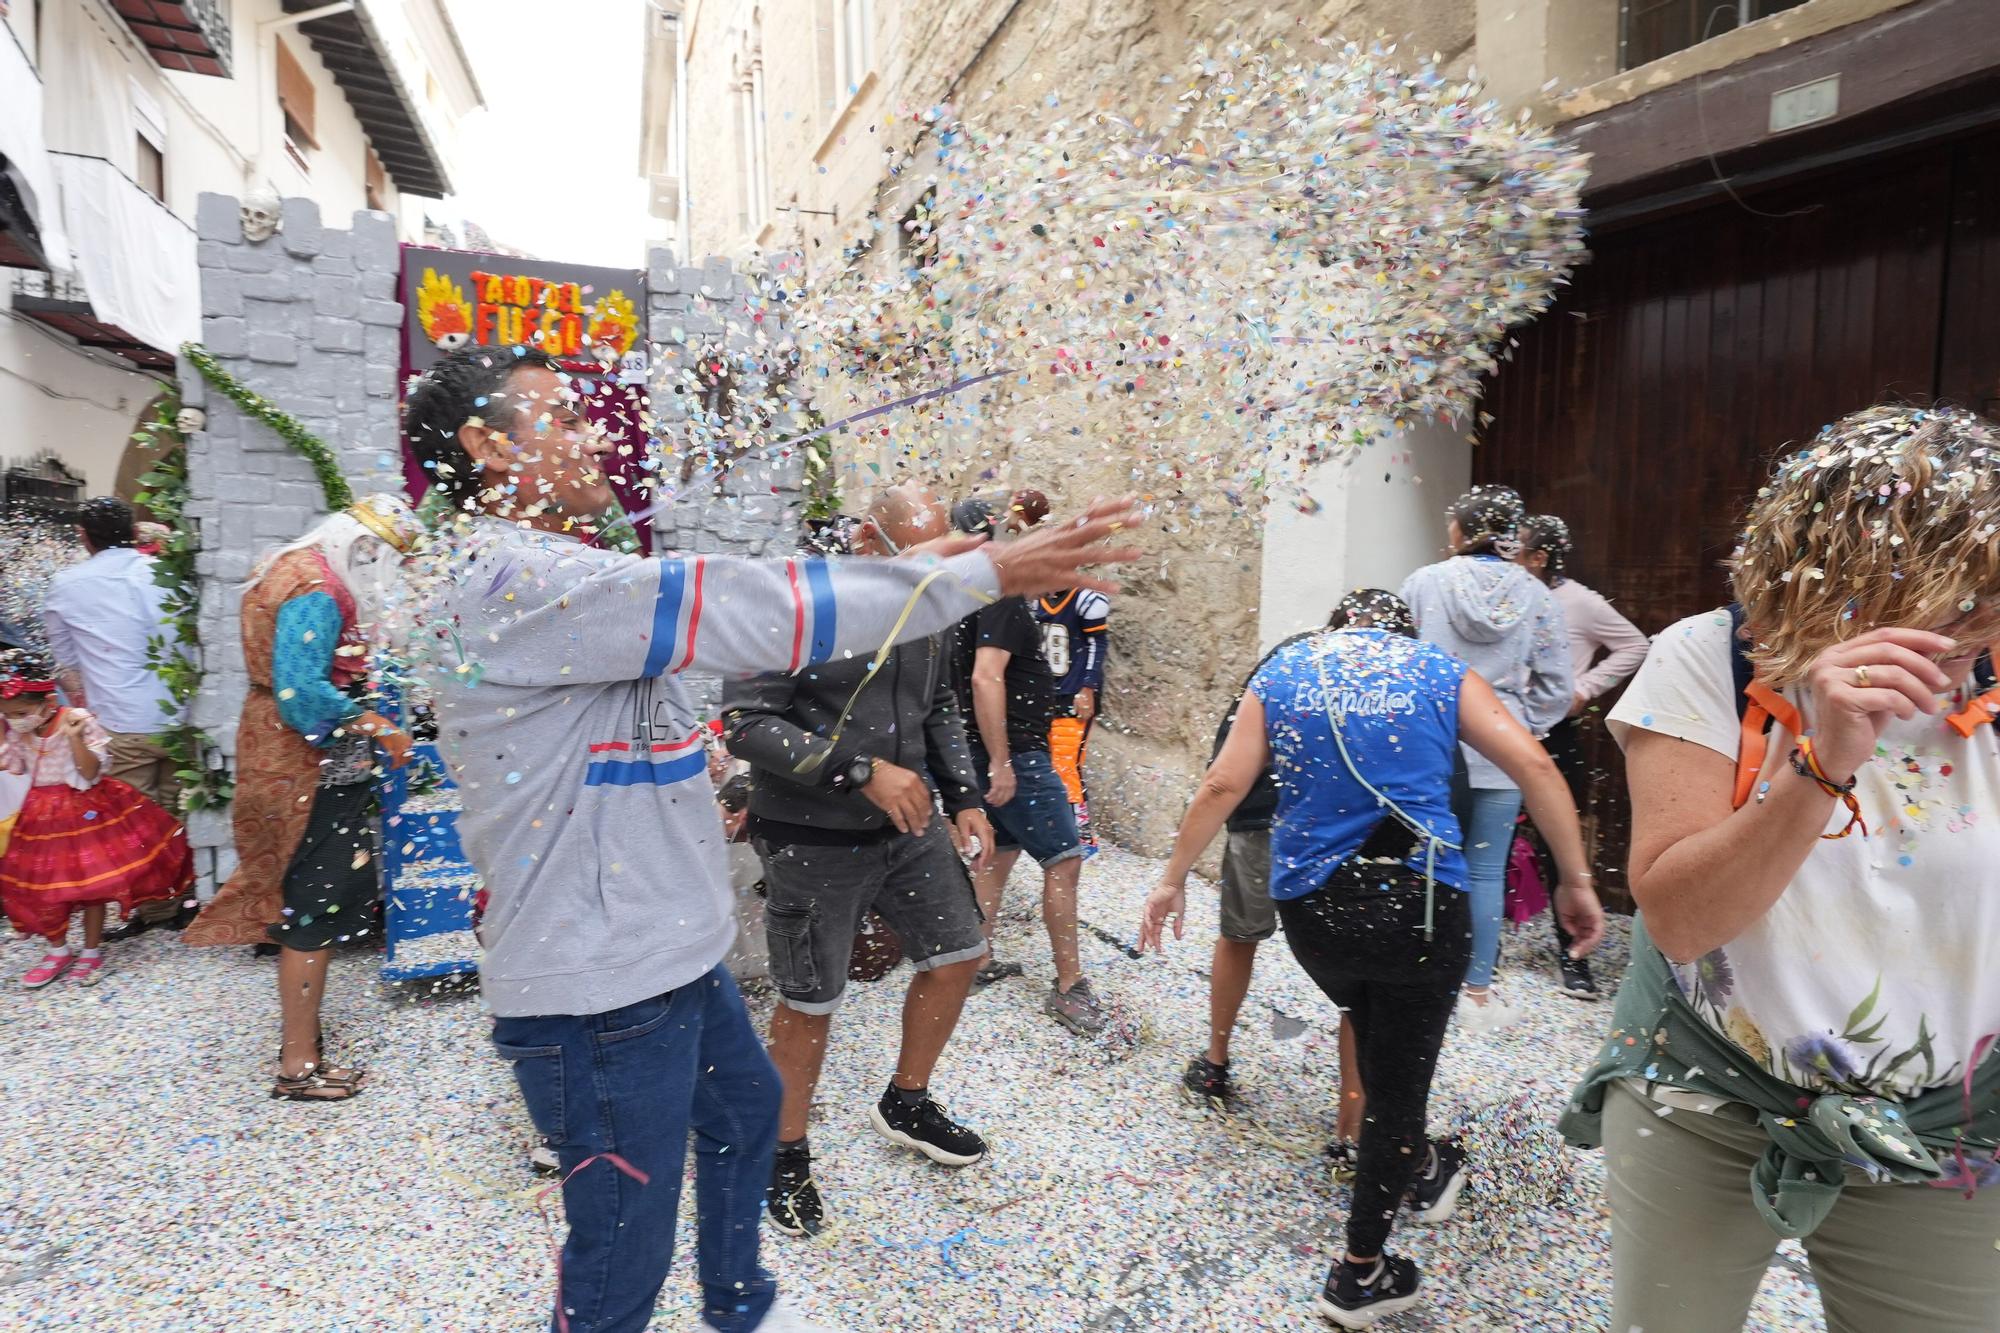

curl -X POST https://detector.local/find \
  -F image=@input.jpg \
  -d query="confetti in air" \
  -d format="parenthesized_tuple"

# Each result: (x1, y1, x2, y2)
(782, 40, 1589, 514)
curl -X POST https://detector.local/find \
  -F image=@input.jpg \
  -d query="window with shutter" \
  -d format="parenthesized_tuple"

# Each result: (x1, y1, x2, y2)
(276, 38, 318, 174)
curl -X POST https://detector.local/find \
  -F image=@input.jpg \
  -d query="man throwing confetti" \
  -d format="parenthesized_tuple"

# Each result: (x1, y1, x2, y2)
(403, 345, 1140, 1333)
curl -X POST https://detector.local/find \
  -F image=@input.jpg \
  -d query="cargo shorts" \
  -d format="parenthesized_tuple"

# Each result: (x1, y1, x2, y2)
(1218, 827, 1277, 942)
(755, 819, 987, 1014)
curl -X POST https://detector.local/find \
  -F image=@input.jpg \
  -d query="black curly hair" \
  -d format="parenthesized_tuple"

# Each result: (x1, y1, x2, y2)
(1446, 484, 1526, 555)
(1327, 588, 1417, 638)
(1520, 513, 1572, 580)
(402, 345, 561, 505)
(0, 646, 56, 687)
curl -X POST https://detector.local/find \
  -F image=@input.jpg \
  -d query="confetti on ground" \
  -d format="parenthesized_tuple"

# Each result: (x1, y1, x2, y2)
(0, 847, 1827, 1330)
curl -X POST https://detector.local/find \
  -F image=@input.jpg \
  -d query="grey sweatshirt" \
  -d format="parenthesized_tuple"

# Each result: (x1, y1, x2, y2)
(422, 518, 1000, 1017)
(1400, 554, 1572, 789)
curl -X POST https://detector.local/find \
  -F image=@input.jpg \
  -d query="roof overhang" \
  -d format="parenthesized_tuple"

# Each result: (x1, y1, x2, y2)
(283, 0, 455, 198)
(109, 0, 233, 77)
(11, 272, 174, 371)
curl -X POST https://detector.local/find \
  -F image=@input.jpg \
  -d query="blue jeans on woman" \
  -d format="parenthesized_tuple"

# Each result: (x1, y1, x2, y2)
(492, 966, 781, 1332)
(1461, 786, 1523, 988)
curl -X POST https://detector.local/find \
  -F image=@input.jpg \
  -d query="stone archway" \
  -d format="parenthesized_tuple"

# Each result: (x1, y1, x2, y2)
(114, 392, 173, 521)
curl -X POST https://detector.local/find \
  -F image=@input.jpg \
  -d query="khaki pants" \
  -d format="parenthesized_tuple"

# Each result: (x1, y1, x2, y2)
(1604, 1078, 2000, 1331)
(105, 732, 185, 922)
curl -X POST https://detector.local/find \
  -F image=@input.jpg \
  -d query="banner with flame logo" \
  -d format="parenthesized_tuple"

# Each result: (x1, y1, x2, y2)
(399, 246, 647, 376)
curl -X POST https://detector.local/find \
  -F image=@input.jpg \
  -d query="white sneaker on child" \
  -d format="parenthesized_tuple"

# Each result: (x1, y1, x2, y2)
(1455, 988, 1522, 1036)
(757, 1297, 844, 1332)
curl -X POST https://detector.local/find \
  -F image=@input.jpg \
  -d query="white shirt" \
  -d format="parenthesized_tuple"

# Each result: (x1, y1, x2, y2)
(1610, 609, 2000, 1100)
(40, 548, 182, 735)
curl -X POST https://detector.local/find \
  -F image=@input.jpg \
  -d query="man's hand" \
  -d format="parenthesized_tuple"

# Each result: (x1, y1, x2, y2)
(984, 497, 1145, 597)
(1139, 879, 1186, 954)
(355, 710, 413, 770)
(950, 808, 994, 871)
(861, 760, 934, 835)
(1567, 692, 1590, 719)
(984, 756, 1016, 806)
(1074, 687, 1096, 725)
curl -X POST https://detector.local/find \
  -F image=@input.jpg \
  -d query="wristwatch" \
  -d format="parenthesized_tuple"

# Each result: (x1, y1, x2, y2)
(840, 755, 876, 790)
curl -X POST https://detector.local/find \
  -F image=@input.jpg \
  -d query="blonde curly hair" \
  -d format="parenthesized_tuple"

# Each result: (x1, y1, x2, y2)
(1732, 404, 2000, 687)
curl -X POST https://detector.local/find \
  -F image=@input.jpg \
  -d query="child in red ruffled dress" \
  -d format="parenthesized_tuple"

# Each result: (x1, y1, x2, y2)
(0, 650, 193, 987)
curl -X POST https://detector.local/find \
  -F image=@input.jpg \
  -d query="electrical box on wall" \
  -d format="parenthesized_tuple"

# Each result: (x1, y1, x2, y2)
(1769, 75, 1840, 134)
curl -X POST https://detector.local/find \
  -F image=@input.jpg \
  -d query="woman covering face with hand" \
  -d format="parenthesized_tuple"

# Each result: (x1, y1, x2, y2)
(1564, 404, 2000, 1333)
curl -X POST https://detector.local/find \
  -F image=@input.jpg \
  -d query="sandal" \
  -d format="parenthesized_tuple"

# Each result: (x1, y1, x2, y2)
(271, 1045, 367, 1102)
(271, 1065, 367, 1101)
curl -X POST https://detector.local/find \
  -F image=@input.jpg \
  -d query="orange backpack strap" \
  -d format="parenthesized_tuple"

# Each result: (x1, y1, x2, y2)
(1947, 689, 2000, 739)
(1731, 681, 1802, 811)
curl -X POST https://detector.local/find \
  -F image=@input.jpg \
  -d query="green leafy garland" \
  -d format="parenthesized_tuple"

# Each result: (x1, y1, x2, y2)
(181, 342, 353, 509)
(136, 346, 360, 811)
(131, 389, 234, 812)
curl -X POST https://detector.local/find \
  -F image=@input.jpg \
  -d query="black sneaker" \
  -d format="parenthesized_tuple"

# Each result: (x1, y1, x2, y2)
(1557, 952, 1601, 1001)
(1406, 1138, 1468, 1224)
(1180, 1055, 1238, 1112)
(767, 1145, 826, 1237)
(1315, 1254, 1421, 1328)
(869, 1088, 987, 1167)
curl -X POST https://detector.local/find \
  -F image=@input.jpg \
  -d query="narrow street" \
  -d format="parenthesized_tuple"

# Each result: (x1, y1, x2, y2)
(0, 849, 1824, 1331)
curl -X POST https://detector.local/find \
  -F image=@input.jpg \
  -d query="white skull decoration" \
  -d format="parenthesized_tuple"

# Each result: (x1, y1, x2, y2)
(174, 406, 206, 435)
(240, 191, 283, 244)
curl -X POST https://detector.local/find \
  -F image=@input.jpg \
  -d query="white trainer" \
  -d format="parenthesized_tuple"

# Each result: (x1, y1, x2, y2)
(1455, 987, 1522, 1036)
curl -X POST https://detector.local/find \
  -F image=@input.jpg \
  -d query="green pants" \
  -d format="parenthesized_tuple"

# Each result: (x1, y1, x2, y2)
(1604, 1078, 2000, 1331)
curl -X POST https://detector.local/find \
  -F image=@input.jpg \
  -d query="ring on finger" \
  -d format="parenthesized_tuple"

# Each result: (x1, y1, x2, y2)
(1854, 664, 1872, 688)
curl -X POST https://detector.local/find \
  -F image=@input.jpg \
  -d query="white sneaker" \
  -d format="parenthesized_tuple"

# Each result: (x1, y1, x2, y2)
(757, 1297, 844, 1332)
(1455, 988, 1522, 1036)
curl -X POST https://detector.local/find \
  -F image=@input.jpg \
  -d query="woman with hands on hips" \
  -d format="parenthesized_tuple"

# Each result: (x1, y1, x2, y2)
(1139, 589, 1598, 1329)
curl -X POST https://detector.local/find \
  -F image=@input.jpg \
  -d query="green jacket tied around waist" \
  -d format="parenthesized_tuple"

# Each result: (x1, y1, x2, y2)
(1559, 916, 2000, 1239)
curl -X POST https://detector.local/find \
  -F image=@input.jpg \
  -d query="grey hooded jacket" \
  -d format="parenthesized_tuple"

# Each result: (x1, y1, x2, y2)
(1400, 554, 1572, 789)
(721, 631, 982, 836)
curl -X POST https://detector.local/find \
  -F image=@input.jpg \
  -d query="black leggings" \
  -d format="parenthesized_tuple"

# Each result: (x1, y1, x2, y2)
(1277, 861, 1471, 1258)
(1541, 717, 1584, 956)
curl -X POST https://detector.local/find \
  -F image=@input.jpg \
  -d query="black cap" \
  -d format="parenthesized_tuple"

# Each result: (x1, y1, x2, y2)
(950, 497, 994, 538)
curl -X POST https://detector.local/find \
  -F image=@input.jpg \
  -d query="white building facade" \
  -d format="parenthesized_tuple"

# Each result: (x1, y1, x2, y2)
(0, 0, 480, 505)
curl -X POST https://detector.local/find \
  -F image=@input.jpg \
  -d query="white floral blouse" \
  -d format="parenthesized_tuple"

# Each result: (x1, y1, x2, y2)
(1610, 610, 2000, 1100)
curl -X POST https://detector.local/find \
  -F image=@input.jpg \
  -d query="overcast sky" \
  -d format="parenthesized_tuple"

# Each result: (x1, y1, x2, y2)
(439, 0, 652, 268)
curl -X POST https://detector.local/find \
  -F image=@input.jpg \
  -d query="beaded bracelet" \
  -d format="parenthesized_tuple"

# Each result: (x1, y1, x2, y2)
(1790, 738, 1867, 839)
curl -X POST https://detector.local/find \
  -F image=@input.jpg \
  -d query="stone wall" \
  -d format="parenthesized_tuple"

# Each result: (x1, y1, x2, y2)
(642, 247, 806, 712)
(176, 194, 406, 889)
(679, 0, 1488, 857)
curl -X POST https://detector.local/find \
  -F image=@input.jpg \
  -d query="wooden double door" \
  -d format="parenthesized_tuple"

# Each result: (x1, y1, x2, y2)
(1475, 129, 2000, 906)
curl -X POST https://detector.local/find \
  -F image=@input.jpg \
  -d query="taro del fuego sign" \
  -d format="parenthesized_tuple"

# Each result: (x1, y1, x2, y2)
(401, 247, 648, 381)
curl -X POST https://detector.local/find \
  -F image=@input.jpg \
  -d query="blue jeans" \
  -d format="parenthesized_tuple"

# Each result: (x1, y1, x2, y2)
(979, 748, 1083, 866)
(492, 967, 780, 1332)
(1461, 787, 1523, 988)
